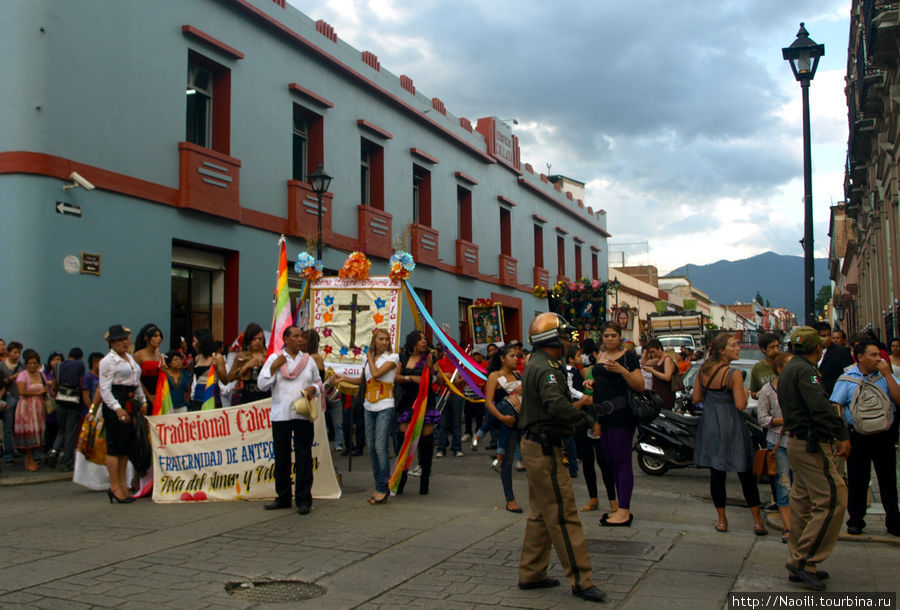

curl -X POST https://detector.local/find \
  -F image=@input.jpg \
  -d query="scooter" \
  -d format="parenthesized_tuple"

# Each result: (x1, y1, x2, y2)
(636, 393, 766, 477)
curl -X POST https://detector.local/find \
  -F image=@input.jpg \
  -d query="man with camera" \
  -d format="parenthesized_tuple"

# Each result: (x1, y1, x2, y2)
(777, 327, 850, 591)
(517, 313, 605, 603)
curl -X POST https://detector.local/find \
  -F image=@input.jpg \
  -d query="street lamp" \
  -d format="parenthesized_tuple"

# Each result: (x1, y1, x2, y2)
(834, 302, 845, 321)
(783, 23, 824, 326)
(308, 162, 333, 262)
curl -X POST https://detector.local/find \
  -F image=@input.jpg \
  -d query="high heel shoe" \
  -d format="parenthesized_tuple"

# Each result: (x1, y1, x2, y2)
(367, 494, 388, 505)
(107, 489, 134, 504)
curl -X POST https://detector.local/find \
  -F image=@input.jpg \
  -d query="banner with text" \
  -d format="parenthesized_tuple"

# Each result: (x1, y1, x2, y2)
(147, 398, 341, 503)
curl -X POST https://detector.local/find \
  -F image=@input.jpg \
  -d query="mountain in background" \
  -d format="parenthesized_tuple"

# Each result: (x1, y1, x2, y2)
(665, 251, 829, 316)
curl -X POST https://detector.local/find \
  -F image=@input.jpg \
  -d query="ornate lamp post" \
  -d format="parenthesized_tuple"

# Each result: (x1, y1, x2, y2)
(783, 23, 824, 326)
(308, 162, 333, 262)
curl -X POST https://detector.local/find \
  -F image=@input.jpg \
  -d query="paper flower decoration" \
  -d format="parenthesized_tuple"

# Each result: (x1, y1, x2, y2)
(294, 251, 323, 282)
(533, 285, 548, 298)
(389, 250, 415, 281)
(473, 298, 495, 308)
(338, 251, 372, 280)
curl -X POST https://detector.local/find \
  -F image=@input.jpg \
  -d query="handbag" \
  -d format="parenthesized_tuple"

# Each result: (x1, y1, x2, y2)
(753, 429, 784, 477)
(670, 368, 685, 393)
(626, 386, 662, 423)
(77, 403, 107, 465)
(42, 379, 57, 414)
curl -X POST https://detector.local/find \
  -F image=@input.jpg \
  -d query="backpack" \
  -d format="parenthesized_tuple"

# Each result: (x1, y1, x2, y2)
(838, 373, 894, 434)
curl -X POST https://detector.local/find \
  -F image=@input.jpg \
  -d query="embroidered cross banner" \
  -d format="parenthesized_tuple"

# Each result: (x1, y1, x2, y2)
(311, 276, 401, 377)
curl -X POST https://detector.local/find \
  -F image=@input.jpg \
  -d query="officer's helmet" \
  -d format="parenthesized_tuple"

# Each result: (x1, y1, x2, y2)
(529, 312, 572, 348)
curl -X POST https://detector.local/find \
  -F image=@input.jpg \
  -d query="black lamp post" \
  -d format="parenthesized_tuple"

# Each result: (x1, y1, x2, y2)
(783, 23, 824, 326)
(834, 302, 845, 322)
(308, 162, 333, 262)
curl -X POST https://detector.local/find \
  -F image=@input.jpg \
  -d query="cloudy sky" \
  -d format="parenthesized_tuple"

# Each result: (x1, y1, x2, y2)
(289, 0, 850, 274)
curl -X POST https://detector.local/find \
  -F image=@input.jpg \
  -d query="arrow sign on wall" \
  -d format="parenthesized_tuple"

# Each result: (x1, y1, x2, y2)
(55, 201, 82, 217)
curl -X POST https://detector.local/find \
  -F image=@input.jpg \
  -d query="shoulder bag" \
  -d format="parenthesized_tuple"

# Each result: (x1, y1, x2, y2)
(42, 378, 58, 414)
(626, 386, 663, 423)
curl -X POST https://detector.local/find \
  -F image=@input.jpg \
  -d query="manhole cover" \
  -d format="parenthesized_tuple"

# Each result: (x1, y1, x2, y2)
(585, 538, 653, 557)
(225, 580, 326, 602)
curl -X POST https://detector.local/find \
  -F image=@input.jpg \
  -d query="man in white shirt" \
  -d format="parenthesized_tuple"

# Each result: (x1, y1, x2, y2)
(257, 326, 321, 515)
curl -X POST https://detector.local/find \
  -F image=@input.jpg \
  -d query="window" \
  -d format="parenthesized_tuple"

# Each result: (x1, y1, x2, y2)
(500, 208, 511, 256)
(533, 224, 544, 267)
(591, 250, 599, 279)
(458, 297, 473, 345)
(574, 242, 582, 279)
(457, 186, 472, 241)
(292, 104, 323, 183)
(361, 138, 384, 209)
(413, 165, 431, 225)
(186, 51, 230, 154)
(557, 235, 566, 277)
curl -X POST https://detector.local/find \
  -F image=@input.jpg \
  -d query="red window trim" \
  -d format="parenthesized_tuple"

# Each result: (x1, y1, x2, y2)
(531, 213, 547, 223)
(454, 171, 478, 186)
(410, 147, 439, 164)
(357, 119, 393, 140)
(497, 195, 517, 207)
(555, 226, 569, 235)
(182, 25, 245, 60)
(288, 83, 334, 108)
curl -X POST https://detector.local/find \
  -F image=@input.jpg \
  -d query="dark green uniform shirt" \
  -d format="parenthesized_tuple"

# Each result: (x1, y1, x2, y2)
(519, 348, 594, 436)
(777, 353, 849, 442)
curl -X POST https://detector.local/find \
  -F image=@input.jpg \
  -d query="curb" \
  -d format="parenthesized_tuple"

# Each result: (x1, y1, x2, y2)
(0, 471, 72, 487)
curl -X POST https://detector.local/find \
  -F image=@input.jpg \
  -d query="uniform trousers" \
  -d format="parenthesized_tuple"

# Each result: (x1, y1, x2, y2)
(786, 438, 847, 572)
(519, 437, 594, 590)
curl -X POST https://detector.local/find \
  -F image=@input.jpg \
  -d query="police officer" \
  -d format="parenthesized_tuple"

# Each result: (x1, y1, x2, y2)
(517, 312, 606, 603)
(777, 326, 850, 591)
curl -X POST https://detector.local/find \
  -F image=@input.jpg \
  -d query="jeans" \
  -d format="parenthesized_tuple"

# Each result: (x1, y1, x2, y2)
(491, 399, 518, 456)
(2, 395, 18, 461)
(768, 441, 791, 508)
(437, 394, 463, 453)
(501, 427, 522, 502)
(365, 407, 394, 494)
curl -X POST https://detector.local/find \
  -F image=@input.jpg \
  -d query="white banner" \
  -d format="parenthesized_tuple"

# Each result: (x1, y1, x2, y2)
(147, 398, 341, 503)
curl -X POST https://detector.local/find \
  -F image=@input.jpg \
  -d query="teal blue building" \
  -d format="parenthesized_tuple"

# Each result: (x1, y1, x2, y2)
(1, 0, 610, 355)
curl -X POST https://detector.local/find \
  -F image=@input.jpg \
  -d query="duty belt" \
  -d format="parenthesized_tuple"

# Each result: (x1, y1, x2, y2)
(525, 431, 564, 446)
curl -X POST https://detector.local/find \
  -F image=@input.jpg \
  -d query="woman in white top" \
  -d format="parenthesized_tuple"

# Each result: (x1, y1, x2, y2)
(890, 338, 900, 377)
(756, 351, 794, 542)
(336, 328, 398, 504)
(99, 324, 147, 503)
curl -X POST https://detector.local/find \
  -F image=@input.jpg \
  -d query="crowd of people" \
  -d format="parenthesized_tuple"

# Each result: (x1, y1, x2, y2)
(1, 313, 898, 596)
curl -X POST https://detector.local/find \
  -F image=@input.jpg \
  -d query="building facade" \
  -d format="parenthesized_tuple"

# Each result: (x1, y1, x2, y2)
(837, 0, 900, 342)
(1, 0, 610, 354)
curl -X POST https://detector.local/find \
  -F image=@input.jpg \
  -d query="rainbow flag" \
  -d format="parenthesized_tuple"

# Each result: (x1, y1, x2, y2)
(267, 236, 291, 358)
(200, 367, 216, 411)
(388, 366, 430, 493)
(152, 370, 173, 416)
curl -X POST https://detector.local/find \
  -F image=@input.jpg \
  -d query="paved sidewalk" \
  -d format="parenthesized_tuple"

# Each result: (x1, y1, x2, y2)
(0, 450, 897, 608)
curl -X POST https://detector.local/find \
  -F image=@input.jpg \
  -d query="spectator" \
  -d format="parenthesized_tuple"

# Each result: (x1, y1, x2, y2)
(394, 330, 438, 495)
(641, 339, 676, 410)
(49, 348, 86, 471)
(82, 352, 103, 415)
(693, 333, 765, 535)
(134, 324, 165, 405)
(165, 351, 191, 413)
(15, 349, 48, 471)
(482, 343, 524, 512)
(756, 351, 794, 542)
(42, 351, 63, 459)
(816, 322, 854, 396)
(189, 328, 228, 411)
(1, 341, 24, 464)
(749, 333, 781, 400)
(227, 322, 270, 405)
(829, 338, 900, 537)
(889, 338, 900, 377)
(436, 347, 465, 458)
(831, 329, 848, 347)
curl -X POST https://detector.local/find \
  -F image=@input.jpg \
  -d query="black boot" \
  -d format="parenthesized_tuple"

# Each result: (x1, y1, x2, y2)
(419, 434, 434, 495)
(397, 470, 408, 494)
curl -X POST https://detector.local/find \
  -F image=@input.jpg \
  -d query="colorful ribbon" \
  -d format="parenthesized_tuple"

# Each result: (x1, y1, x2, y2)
(388, 366, 430, 493)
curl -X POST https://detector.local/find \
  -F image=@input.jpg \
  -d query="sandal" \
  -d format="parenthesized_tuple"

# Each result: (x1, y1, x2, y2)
(714, 521, 728, 532)
(754, 524, 768, 536)
(581, 498, 600, 512)
(368, 494, 388, 505)
(780, 529, 791, 543)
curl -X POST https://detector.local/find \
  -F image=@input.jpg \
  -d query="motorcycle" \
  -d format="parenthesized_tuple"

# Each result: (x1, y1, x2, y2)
(636, 386, 766, 477)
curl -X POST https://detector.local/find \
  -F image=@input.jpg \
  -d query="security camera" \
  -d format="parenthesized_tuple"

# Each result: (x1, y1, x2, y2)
(62, 171, 95, 191)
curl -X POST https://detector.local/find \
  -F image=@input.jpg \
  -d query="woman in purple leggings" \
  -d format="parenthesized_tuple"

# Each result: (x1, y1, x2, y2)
(591, 321, 644, 526)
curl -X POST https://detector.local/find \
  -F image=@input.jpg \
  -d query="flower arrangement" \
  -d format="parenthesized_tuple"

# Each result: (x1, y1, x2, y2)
(548, 277, 615, 331)
(338, 251, 371, 280)
(389, 250, 415, 281)
(294, 251, 323, 282)
(533, 285, 548, 298)
(472, 298, 495, 308)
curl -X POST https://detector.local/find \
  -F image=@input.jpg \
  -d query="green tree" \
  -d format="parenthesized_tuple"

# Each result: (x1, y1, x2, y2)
(755, 291, 764, 306)
(815, 285, 832, 316)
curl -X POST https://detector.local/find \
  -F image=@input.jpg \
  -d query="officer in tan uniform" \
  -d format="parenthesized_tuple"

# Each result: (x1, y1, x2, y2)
(517, 312, 606, 603)
(777, 326, 850, 591)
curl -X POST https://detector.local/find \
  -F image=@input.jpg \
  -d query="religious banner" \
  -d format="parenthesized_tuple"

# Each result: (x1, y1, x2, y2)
(467, 301, 504, 349)
(311, 276, 401, 377)
(147, 398, 341, 503)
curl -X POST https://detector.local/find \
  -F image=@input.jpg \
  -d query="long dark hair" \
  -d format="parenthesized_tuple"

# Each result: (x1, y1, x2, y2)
(402, 330, 426, 359)
(193, 328, 216, 357)
(700, 333, 734, 376)
(135, 323, 163, 352)
(241, 322, 265, 350)
(488, 343, 515, 374)
(304, 328, 320, 353)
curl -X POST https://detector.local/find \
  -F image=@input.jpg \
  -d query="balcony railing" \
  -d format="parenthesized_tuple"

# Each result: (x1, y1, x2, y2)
(499, 254, 518, 286)
(357, 205, 392, 258)
(287, 180, 332, 239)
(178, 142, 241, 220)
(533, 266, 550, 289)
